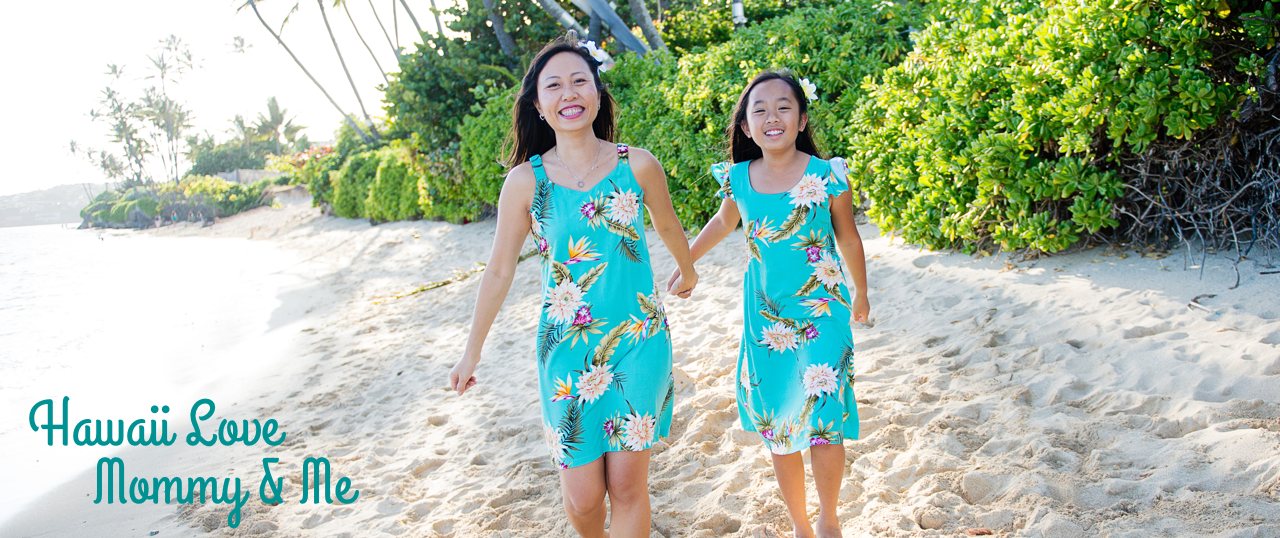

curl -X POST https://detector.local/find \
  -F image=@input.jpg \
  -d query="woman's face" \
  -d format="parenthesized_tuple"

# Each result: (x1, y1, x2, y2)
(742, 78, 807, 153)
(534, 51, 599, 134)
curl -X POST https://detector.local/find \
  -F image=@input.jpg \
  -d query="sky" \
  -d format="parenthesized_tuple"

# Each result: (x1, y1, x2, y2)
(0, 0, 456, 196)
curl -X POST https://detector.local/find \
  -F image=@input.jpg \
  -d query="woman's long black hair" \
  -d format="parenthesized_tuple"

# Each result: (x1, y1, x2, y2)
(726, 70, 822, 163)
(505, 35, 616, 168)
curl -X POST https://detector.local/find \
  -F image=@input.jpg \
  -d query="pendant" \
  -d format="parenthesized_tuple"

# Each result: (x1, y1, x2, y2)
(577, 180, 585, 188)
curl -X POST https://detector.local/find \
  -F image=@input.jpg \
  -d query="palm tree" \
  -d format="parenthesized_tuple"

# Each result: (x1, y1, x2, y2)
(366, 0, 402, 61)
(427, 0, 445, 37)
(338, 0, 389, 84)
(627, 0, 666, 52)
(254, 97, 305, 154)
(482, 0, 518, 65)
(534, 0, 586, 37)
(396, 0, 424, 35)
(316, 0, 382, 138)
(237, 0, 374, 142)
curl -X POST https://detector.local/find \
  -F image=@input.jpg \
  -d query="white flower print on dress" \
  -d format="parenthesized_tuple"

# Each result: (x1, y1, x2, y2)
(576, 363, 614, 403)
(622, 412, 657, 450)
(811, 251, 844, 288)
(788, 173, 828, 208)
(803, 364, 839, 398)
(547, 280, 586, 323)
(761, 322, 799, 352)
(545, 424, 568, 468)
(606, 189, 641, 224)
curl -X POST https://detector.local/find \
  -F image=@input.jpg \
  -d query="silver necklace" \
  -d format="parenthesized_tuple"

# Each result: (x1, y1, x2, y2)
(555, 142, 603, 189)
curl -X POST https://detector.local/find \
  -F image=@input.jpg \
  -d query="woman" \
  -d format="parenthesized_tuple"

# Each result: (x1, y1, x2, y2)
(449, 36, 698, 537)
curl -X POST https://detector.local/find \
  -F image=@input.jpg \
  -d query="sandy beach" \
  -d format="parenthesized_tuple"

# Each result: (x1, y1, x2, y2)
(3, 190, 1278, 537)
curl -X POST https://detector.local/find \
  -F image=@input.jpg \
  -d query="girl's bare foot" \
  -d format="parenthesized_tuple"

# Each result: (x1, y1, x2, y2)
(793, 522, 816, 538)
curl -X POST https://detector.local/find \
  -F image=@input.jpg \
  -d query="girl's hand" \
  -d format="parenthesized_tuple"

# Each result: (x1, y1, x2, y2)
(668, 267, 698, 299)
(852, 293, 870, 324)
(449, 356, 479, 395)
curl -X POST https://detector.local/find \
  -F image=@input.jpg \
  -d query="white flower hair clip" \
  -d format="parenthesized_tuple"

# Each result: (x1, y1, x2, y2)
(578, 40, 614, 73)
(799, 77, 818, 103)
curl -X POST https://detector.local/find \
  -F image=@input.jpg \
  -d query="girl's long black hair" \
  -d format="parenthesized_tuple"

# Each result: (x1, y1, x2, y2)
(505, 35, 616, 168)
(726, 70, 822, 163)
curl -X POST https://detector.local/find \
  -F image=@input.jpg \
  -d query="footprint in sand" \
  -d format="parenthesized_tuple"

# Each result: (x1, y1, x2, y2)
(1122, 322, 1173, 339)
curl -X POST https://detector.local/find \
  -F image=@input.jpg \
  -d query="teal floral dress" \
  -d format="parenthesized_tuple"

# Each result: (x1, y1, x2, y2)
(712, 154, 859, 454)
(529, 143, 676, 469)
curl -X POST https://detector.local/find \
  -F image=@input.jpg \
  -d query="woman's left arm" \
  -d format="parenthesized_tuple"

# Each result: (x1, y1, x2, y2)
(831, 190, 870, 322)
(631, 147, 698, 297)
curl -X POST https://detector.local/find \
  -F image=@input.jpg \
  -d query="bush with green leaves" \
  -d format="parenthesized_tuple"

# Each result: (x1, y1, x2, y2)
(170, 175, 269, 217)
(659, 0, 841, 54)
(366, 144, 425, 223)
(330, 151, 382, 219)
(452, 85, 516, 221)
(846, 0, 1279, 253)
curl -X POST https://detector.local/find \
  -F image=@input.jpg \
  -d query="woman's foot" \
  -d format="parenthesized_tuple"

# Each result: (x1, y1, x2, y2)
(792, 522, 816, 538)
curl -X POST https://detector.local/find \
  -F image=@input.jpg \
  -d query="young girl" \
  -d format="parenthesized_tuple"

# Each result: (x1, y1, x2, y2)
(670, 71, 870, 537)
(449, 36, 698, 538)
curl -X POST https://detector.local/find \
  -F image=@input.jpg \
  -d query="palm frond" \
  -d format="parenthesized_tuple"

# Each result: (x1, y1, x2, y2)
(537, 319, 565, 365)
(591, 323, 628, 366)
(770, 205, 809, 242)
(796, 275, 821, 297)
(616, 237, 642, 263)
(605, 218, 640, 241)
(551, 261, 572, 286)
(558, 400, 584, 446)
(577, 263, 607, 291)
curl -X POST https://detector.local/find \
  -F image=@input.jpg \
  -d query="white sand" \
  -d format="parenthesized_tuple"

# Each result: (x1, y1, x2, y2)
(5, 189, 1278, 537)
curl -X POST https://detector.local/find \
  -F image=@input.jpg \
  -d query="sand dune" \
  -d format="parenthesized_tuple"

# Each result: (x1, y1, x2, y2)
(6, 194, 1278, 537)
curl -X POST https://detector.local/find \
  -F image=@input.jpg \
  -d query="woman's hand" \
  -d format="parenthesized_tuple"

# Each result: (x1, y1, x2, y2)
(667, 267, 697, 299)
(449, 355, 479, 395)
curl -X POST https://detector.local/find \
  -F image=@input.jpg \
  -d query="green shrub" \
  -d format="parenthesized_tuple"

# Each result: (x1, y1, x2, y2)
(330, 150, 381, 219)
(846, 0, 1278, 253)
(366, 145, 424, 222)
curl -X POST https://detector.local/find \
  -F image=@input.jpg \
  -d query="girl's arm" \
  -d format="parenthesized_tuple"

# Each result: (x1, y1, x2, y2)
(830, 189, 870, 322)
(631, 147, 699, 298)
(667, 196, 741, 297)
(450, 165, 535, 395)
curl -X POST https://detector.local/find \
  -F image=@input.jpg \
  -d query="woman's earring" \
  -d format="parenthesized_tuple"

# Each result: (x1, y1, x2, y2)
(539, 113, 545, 121)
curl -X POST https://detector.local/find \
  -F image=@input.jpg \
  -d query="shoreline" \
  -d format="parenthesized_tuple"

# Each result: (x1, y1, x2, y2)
(3, 196, 1278, 536)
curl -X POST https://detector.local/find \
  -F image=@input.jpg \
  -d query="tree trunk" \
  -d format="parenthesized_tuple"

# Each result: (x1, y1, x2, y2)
(627, 0, 666, 52)
(342, 1, 390, 84)
(585, 0, 647, 53)
(367, 0, 402, 61)
(396, 0, 425, 36)
(732, 0, 746, 29)
(241, 0, 372, 142)
(428, 0, 446, 37)
(317, 0, 381, 139)
(534, 0, 586, 37)
(481, 0, 518, 66)
(589, 12, 601, 44)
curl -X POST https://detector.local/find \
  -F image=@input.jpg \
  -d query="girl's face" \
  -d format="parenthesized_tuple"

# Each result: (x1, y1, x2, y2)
(741, 78, 807, 153)
(534, 51, 599, 134)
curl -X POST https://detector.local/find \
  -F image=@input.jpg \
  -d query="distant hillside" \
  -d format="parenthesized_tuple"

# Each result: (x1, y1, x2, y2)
(0, 183, 107, 228)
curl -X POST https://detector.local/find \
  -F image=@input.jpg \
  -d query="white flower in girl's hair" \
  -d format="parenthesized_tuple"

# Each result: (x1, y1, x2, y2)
(578, 40, 613, 72)
(799, 77, 818, 102)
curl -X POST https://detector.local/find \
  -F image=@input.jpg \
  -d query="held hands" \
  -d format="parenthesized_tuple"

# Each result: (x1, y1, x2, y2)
(666, 267, 699, 299)
(449, 355, 479, 395)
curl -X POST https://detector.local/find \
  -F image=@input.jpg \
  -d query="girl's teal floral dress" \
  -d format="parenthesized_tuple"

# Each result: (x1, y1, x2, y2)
(529, 143, 676, 469)
(712, 154, 859, 454)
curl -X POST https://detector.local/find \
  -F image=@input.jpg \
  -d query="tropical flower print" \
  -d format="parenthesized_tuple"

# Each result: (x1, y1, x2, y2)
(552, 376, 576, 402)
(761, 321, 799, 352)
(811, 251, 844, 287)
(801, 298, 835, 317)
(622, 412, 657, 450)
(788, 173, 828, 208)
(566, 236, 601, 265)
(546, 280, 586, 323)
(545, 424, 568, 468)
(606, 189, 640, 224)
(576, 363, 614, 403)
(802, 364, 839, 398)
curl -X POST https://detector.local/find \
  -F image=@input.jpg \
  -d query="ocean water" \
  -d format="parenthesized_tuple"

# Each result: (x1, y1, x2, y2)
(0, 223, 311, 526)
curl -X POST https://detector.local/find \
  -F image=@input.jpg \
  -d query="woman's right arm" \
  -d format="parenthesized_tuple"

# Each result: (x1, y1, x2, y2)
(450, 165, 535, 395)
